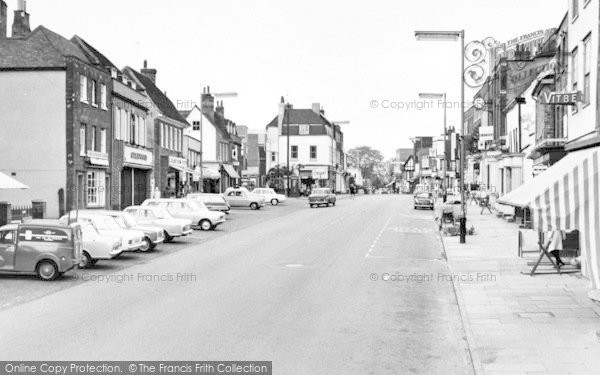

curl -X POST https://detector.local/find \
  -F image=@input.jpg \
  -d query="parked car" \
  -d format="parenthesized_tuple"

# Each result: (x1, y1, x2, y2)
(187, 193, 231, 214)
(251, 188, 286, 205)
(79, 222, 122, 268)
(223, 187, 265, 210)
(0, 220, 82, 281)
(414, 192, 434, 210)
(141, 198, 226, 231)
(73, 210, 164, 252)
(124, 206, 193, 242)
(309, 188, 336, 208)
(60, 213, 145, 252)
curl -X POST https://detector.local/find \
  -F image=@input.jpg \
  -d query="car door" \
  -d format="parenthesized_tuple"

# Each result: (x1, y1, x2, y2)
(226, 191, 241, 207)
(0, 229, 17, 270)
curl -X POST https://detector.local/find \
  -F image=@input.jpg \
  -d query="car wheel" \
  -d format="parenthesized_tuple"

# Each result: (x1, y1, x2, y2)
(139, 237, 152, 252)
(37, 260, 59, 281)
(164, 231, 174, 243)
(326, 202, 330, 207)
(250, 202, 259, 210)
(199, 219, 212, 231)
(79, 251, 92, 269)
(271, 199, 279, 206)
(332, 201, 336, 206)
(414, 206, 417, 209)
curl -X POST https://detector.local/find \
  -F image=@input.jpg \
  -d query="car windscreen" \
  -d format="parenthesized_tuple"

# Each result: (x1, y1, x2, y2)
(313, 189, 329, 194)
(153, 208, 172, 219)
(187, 200, 207, 211)
(416, 193, 431, 199)
(121, 213, 138, 227)
(94, 217, 122, 231)
(81, 223, 99, 236)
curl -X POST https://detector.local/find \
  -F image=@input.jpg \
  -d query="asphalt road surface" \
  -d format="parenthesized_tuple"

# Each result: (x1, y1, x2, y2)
(0, 195, 473, 375)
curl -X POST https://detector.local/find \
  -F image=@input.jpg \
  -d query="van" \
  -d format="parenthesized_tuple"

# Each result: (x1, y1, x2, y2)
(0, 220, 82, 280)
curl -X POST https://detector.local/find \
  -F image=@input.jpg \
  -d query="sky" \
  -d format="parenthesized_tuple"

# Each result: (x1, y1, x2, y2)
(10, 0, 566, 159)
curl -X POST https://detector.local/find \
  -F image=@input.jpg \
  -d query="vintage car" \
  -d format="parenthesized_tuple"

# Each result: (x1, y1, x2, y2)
(187, 193, 231, 214)
(251, 188, 287, 206)
(141, 198, 226, 231)
(124, 205, 193, 242)
(79, 222, 122, 268)
(70, 210, 164, 252)
(0, 220, 82, 281)
(414, 192, 435, 210)
(60, 213, 145, 252)
(223, 187, 265, 210)
(309, 188, 337, 208)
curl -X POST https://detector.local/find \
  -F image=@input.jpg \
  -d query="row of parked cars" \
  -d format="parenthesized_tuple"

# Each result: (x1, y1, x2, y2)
(0, 187, 287, 280)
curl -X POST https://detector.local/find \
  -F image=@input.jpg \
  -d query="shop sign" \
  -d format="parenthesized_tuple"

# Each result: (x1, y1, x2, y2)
(169, 156, 187, 169)
(478, 126, 494, 142)
(533, 164, 548, 175)
(124, 146, 153, 167)
(539, 91, 581, 105)
(312, 167, 328, 179)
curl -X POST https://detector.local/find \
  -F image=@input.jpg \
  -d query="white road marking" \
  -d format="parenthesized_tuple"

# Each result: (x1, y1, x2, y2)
(365, 215, 393, 258)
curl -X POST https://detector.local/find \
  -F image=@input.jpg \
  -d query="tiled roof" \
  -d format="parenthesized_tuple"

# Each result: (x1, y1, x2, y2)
(71, 35, 119, 72)
(178, 110, 192, 119)
(0, 26, 90, 69)
(128, 68, 188, 125)
(266, 109, 330, 127)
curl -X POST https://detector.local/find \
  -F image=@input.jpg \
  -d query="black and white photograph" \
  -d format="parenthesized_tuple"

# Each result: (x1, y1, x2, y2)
(1, 0, 600, 374)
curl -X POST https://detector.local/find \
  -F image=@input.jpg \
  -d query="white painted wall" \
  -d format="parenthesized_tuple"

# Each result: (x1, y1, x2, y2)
(0, 71, 67, 218)
(183, 107, 218, 162)
(567, 0, 599, 142)
(278, 135, 332, 167)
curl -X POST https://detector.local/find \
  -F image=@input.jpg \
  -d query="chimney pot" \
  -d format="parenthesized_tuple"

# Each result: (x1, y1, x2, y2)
(11, 0, 30, 38)
(140, 60, 157, 83)
(0, 0, 7, 39)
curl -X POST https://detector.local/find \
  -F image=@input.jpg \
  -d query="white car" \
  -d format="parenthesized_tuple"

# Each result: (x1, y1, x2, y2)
(124, 206, 193, 242)
(60, 213, 145, 252)
(141, 199, 226, 231)
(79, 222, 123, 268)
(251, 188, 287, 205)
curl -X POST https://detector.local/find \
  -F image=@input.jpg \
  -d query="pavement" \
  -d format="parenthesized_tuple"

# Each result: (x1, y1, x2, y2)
(442, 201, 600, 375)
(0, 195, 473, 374)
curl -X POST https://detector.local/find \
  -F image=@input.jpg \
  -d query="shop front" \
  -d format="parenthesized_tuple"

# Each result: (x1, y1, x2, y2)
(167, 156, 188, 198)
(121, 146, 153, 208)
(80, 151, 110, 210)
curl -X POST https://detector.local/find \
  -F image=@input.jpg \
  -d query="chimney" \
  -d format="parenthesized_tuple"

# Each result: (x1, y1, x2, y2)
(311, 103, 321, 114)
(201, 86, 214, 117)
(140, 60, 157, 83)
(277, 96, 286, 133)
(0, 1, 7, 39)
(11, 0, 30, 38)
(215, 100, 224, 117)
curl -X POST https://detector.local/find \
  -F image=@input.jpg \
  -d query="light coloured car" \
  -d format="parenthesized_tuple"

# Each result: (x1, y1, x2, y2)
(223, 187, 265, 210)
(309, 188, 336, 208)
(69, 210, 164, 252)
(187, 193, 231, 214)
(60, 213, 145, 252)
(251, 188, 286, 206)
(79, 222, 122, 268)
(141, 198, 226, 231)
(124, 206, 193, 242)
(414, 192, 434, 210)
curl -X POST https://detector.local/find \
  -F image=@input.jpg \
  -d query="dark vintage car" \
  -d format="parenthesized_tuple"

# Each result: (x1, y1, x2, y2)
(0, 220, 83, 280)
(309, 188, 336, 208)
(414, 192, 434, 210)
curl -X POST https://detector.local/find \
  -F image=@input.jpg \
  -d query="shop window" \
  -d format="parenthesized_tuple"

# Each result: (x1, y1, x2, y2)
(86, 171, 106, 207)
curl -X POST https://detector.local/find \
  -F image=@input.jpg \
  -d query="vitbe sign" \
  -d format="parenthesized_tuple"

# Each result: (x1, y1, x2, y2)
(539, 91, 581, 105)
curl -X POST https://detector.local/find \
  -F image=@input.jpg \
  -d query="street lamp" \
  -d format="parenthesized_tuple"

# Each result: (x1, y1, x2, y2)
(415, 29, 467, 243)
(419, 92, 447, 202)
(285, 102, 292, 196)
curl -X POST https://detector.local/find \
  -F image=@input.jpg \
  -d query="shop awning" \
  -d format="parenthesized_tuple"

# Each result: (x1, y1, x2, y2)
(222, 164, 240, 179)
(202, 167, 221, 180)
(0, 172, 29, 189)
(498, 146, 600, 289)
(169, 164, 187, 173)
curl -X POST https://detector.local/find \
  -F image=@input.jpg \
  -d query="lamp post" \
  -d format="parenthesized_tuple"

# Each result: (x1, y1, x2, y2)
(285, 102, 291, 196)
(419, 92, 447, 202)
(415, 29, 467, 243)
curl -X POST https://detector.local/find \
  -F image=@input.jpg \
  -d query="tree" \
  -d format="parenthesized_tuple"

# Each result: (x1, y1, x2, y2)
(347, 146, 385, 181)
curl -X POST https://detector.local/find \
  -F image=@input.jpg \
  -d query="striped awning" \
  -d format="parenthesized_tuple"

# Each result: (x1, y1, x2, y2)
(498, 146, 600, 288)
